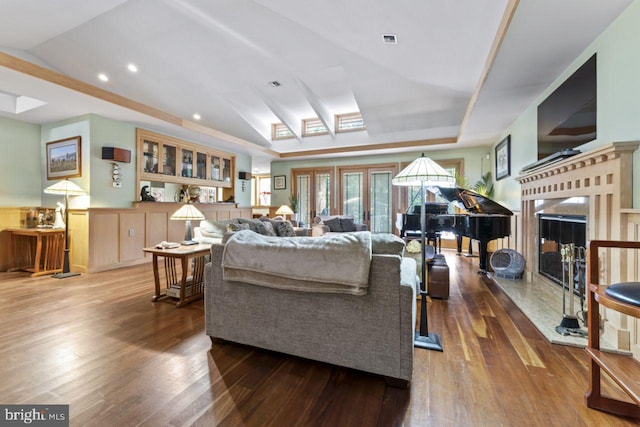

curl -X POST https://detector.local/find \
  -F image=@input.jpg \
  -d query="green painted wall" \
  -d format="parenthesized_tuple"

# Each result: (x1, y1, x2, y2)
(0, 116, 41, 207)
(491, 1, 640, 208)
(89, 114, 136, 208)
(40, 115, 91, 210)
(270, 146, 492, 209)
(3, 114, 252, 210)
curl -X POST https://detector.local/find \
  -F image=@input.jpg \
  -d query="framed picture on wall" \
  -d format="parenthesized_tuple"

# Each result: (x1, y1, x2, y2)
(495, 135, 511, 180)
(46, 136, 82, 180)
(273, 175, 286, 190)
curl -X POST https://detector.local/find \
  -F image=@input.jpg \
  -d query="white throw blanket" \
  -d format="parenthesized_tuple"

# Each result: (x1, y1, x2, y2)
(222, 230, 372, 295)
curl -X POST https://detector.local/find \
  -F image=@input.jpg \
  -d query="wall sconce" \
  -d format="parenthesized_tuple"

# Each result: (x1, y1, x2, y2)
(239, 171, 251, 192)
(112, 163, 122, 188)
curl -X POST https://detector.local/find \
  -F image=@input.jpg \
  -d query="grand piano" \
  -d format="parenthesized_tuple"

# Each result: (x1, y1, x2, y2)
(397, 187, 513, 273)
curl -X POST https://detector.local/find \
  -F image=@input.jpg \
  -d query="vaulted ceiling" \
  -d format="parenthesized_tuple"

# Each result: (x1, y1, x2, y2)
(0, 0, 633, 172)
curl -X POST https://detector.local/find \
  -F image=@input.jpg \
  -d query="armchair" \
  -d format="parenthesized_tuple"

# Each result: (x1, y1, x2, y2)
(312, 215, 367, 237)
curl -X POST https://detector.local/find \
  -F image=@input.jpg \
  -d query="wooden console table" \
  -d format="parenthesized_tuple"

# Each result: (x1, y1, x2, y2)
(143, 244, 210, 307)
(7, 228, 65, 277)
(585, 240, 640, 420)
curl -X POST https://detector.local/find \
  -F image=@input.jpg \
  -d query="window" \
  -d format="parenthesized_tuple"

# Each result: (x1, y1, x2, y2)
(251, 175, 271, 206)
(272, 123, 294, 140)
(335, 112, 365, 133)
(302, 118, 328, 137)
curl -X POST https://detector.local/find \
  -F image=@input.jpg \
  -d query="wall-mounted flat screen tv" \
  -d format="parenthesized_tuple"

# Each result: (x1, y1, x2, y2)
(537, 54, 596, 160)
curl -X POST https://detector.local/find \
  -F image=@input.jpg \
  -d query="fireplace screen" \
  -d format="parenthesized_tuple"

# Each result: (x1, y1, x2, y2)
(538, 214, 586, 286)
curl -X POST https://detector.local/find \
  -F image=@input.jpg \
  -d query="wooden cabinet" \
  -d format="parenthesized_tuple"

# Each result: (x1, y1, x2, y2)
(137, 129, 234, 189)
(85, 203, 251, 273)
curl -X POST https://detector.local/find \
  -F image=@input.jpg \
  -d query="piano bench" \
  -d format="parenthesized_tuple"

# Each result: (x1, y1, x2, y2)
(427, 256, 449, 299)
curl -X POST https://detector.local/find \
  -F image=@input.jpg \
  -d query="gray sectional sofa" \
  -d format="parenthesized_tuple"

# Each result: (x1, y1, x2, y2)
(203, 232, 417, 385)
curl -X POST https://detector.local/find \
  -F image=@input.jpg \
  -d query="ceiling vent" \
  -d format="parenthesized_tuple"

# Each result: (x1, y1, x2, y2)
(382, 34, 397, 44)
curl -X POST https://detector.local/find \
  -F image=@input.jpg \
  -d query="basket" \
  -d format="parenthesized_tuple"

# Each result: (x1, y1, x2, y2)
(490, 249, 525, 279)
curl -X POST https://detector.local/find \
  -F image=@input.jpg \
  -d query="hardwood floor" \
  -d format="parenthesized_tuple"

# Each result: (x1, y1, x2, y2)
(0, 251, 637, 426)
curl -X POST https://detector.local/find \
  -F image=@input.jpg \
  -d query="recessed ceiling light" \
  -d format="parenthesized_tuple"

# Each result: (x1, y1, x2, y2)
(268, 81, 281, 87)
(127, 63, 138, 73)
(98, 73, 109, 82)
(382, 34, 398, 44)
(193, 113, 201, 120)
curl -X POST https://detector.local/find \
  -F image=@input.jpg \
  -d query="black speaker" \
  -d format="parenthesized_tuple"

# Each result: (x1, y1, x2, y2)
(238, 171, 252, 180)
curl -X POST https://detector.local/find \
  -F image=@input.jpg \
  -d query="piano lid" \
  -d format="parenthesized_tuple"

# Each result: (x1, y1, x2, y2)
(435, 187, 513, 216)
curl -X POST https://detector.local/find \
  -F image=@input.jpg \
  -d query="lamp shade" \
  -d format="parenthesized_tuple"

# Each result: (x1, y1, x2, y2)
(392, 154, 456, 188)
(170, 203, 205, 221)
(44, 179, 86, 196)
(275, 205, 294, 216)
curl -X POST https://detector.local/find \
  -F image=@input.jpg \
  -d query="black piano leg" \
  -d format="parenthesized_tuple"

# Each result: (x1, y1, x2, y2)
(477, 241, 489, 274)
(456, 235, 463, 255)
(463, 238, 477, 258)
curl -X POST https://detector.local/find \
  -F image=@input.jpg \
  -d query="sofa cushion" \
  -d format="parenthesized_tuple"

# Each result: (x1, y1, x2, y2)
(372, 233, 406, 256)
(323, 217, 343, 232)
(340, 217, 357, 232)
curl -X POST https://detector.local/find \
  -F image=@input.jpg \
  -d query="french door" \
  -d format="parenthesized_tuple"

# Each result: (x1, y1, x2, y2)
(338, 165, 397, 233)
(292, 168, 334, 226)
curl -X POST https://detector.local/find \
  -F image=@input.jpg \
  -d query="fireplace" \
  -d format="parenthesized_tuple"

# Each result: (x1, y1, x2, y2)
(516, 142, 640, 353)
(538, 214, 586, 288)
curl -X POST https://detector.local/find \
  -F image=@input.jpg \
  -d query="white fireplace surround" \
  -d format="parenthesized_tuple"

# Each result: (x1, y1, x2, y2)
(516, 141, 640, 356)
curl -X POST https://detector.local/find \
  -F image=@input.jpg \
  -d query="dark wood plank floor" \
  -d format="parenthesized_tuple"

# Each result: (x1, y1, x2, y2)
(0, 251, 637, 426)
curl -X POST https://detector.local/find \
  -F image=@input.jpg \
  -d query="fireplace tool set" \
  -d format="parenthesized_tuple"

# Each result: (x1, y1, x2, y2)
(555, 243, 588, 337)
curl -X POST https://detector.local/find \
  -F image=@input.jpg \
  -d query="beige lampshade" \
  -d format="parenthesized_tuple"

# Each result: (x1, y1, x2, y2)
(275, 205, 294, 216)
(170, 203, 205, 221)
(44, 179, 86, 196)
(392, 154, 456, 187)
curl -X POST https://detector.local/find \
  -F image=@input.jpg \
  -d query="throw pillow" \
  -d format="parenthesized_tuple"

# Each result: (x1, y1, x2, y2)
(323, 217, 343, 232)
(261, 221, 277, 236)
(200, 219, 237, 237)
(273, 220, 297, 237)
(371, 233, 406, 256)
(406, 240, 421, 254)
(226, 223, 250, 232)
(238, 218, 259, 233)
(340, 217, 357, 232)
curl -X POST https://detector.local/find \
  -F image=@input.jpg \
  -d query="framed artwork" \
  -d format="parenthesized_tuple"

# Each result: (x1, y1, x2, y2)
(495, 135, 511, 180)
(46, 136, 82, 180)
(273, 175, 286, 190)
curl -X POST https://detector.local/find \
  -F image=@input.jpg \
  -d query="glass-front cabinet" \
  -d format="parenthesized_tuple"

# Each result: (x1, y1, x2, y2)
(162, 145, 176, 175)
(137, 129, 235, 193)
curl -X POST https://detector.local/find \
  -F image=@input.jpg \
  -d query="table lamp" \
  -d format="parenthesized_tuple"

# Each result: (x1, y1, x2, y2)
(170, 203, 205, 245)
(392, 153, 455, 352)
(275, 204, 294, 221)
(43, 179, 86, 279)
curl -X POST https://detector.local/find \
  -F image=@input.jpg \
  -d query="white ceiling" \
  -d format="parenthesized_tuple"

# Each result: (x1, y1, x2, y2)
(0, 0, 633, 173)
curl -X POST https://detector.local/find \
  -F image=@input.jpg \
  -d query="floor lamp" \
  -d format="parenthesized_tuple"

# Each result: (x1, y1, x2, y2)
(44, 179, 86, 279)
(392, 154, 456, 351)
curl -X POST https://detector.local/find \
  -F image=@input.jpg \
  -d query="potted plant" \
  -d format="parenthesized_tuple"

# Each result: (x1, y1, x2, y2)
(289, 193, 299, 222)
(473, 172, 494, 198)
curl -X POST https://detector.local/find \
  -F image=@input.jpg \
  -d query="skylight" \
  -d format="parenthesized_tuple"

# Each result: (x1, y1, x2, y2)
(272, 123, 294, 140)
(0, 91, 47, 115)
(336, 112, 365, 133)
(302, 118, 328, 136)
